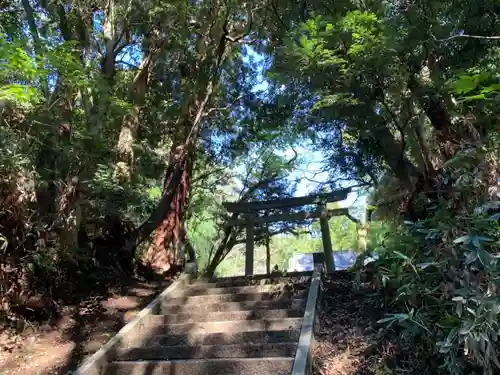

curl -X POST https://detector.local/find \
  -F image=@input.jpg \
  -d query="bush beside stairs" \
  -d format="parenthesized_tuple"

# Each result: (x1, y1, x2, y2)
(74, 268, 321, 375)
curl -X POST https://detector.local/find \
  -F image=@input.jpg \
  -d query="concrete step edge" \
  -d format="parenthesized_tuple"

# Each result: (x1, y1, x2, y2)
(121, 319, 303, 347)
(185, 284, 303, 296)
(192, 271, 313, 284)
(162, 290, 307, 306)
(113, 342, 298, 360)
(108, 357, 296, 364)
(103, 357, 295, 375)
(191, 277, 312, 289)
(141, 317, 304, 329)
(160, 298, 306, 314)
(145, 329, 302, 347)
(147, 308, 305, 324)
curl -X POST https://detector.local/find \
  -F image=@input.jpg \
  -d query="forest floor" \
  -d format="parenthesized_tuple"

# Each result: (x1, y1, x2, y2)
(313, 272, 435, 375)
(0, 277, 170, 375)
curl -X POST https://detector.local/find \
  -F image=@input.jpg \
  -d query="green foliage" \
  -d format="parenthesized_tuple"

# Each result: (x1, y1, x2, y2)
(45, 42, 90, 89)
(0, 34, 41, 106)
(271, 230, 317, 270)
(374, 193, 500, 372)
(367, 219, 394, 251)
(188, 209, 219, 271)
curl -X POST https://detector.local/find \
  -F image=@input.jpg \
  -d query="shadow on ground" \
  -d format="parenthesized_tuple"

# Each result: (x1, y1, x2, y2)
(52, 279, 170, 375)
(0, 277, 170, 375)
(311, 272, 471, 375)
(311, 272, 389, 375)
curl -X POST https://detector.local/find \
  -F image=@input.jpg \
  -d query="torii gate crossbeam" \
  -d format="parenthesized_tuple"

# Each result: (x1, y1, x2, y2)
(223, 188, 351, 275)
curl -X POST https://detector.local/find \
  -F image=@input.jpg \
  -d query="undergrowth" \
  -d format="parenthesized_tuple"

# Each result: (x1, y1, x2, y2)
(372, 145, 500, 374)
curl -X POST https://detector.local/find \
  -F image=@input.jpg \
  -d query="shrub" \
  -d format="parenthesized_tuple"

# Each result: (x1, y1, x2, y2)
(374, 201, 500, 374)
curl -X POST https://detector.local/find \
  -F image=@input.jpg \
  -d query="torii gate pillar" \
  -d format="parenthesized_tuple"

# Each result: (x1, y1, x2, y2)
(245, 214, 255, 276)
(318, 203, 335, 273)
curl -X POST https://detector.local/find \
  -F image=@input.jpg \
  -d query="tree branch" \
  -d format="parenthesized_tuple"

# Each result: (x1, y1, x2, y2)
(269, 1, 303, 47)
(116, 60, 140, 69)
(345, 212, 360, 223)
(205, 95, 243, 116)
(375, 76, 408, 170)
(192, 165, 227, 184)
(435, 34, 500, 42)
(225, 6, 259, 42)
(21, 0, 47, 96)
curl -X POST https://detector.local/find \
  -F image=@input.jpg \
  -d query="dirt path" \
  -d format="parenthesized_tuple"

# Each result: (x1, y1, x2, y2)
(313, 272, 457, 375)
(0, 279, 169, 375)
(313, 272, 396, 375)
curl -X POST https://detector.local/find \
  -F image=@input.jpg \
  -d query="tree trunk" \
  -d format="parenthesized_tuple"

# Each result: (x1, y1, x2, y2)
(143, 146, 192, 273)
(56, 178, 83, 250)
(407, 75, 459, 159)
(115, 31, 159, 182)
(36, 78, 74, 223)
(124, 15, 236, 269)
(205, 235, 238, 278)
(413, 118, 436, 179)
(116, 109, 140, 183)
(265, 235, 271, 274)
(372, 123, 422, 191)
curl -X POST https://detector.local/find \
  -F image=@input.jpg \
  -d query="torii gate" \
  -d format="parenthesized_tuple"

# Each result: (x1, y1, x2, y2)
(223, 188, 351, 275)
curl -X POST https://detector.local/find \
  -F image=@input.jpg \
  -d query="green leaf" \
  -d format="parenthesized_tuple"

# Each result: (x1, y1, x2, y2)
(451, 75, 479, 94)
(454, 235, 471, 244)
(460, 94, 486, 101)
(459, 322, 473, 335)
(478, 249, 493, 266)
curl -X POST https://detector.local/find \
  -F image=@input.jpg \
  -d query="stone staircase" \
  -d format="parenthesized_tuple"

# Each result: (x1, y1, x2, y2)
(75, 268, 321, 375)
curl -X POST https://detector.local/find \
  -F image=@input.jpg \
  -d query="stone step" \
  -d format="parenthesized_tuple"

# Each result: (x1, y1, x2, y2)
(163, 290, 307, 306)
(139, 317, 303, 336)
(192, 272, 313, 288)
(114, 342, 298, 361)
(150, 329, 301, 347)
(147, 308, 304, 325)
(103, 358, 294, 375)
(185, 284, 294, 296)
(160, 297, 305, 314)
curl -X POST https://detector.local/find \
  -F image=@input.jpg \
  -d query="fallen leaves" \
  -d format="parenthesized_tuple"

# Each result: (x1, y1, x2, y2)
(313, 273, 386, 375)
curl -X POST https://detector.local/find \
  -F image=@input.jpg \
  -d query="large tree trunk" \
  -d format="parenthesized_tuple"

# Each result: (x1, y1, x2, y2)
(116, 109, 140, 183)
(29, 3, 90, 248)
(407, 73, 461, 159)
(56, 178, 83, 250)
(413, 116, 436, 179)
(372, 123, 422, 191)
(115, 30, 160, 182)
(143, 146, 193, 273)
(35, 78, 75, 222)
(131, 74, 218, 272)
